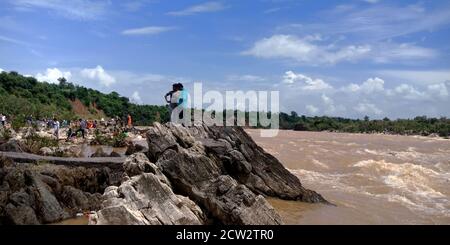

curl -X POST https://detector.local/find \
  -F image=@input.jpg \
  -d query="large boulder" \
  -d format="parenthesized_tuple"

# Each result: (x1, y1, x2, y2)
(0, 161, 113, 224)
(26, 171, 69, 223)
(4, 190, 39, 225)
(90, 153, 205, 225)
(143, 123, 329, 224)
(148, 123, 327, 203)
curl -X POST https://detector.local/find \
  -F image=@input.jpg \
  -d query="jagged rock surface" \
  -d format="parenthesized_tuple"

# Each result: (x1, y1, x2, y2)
(90, 153, 205, 225)
(2, 123, 327, 225)
(0, 158, 111, 224)
(144, 123, 327, 224)
(147, 123, 327, 202)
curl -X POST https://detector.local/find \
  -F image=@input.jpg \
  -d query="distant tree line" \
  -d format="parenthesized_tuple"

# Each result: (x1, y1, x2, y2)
(0, 71, 169, 128)
(275, 111, 450, 138)
(0, 71, 448, 137)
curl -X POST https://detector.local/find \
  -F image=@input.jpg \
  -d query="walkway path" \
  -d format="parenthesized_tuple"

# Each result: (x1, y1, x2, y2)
(0, 151, 125, 170)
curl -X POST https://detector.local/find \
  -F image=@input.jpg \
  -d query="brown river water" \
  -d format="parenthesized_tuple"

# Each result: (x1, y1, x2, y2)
(246, 129, 450, 225)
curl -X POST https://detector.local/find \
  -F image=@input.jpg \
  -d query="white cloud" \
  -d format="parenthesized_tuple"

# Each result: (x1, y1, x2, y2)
(306, 105, 319, 114)
(264, 7, 282, 14)
(121, 26, 176, 35)
(244, 35, 437, 65)
(321, 94, 338, 114)
(0, 68, 4, 73)
(0, 35, 29, 46)
(389, 84, 426, 100)
(36, 68, 72, 83)
(378, 70, 450, 85)
(227, 74, 266, 82)
(321, 94, 332, 105)
(283, 3, 450, 41)
(80, 65, 116, 87)
(167, 2, 227, 16)
(344, 77, 385, 93)
(372, 43, 437, 63)
(130, 91, 143, 104)
(354, 103, 382, 115)
(283, 71, 333, 90)
(386, 82, 449, 101)
(427, 83, 449, 99)
(9, 0, 110, 20)
(363, 0, 379, 4)
(244, 35, 371, 65)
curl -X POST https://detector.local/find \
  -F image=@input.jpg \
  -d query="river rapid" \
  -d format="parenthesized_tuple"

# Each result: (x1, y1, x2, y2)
(246, 129, 450, 225)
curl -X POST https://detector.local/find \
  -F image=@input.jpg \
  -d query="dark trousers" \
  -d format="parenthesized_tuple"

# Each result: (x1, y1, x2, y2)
(75, 128, 85, 138)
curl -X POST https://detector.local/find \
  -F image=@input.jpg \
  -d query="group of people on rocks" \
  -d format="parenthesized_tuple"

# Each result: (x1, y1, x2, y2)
(11, 113, 134, 142)
(65, 115, 133, 141)
(3, 82, 184, 142)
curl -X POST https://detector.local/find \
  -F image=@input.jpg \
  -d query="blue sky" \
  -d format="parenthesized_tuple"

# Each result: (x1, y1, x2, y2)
(1, 0, 450, 119)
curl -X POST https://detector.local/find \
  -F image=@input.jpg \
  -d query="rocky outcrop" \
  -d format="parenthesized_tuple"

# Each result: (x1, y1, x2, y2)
(90, 153, 205, 225)
(92, 152, 283, 225)
(147, 123, 327, 203)
(0, 157, 112, 225)
(92, 122, 326, 225)
(143, 123, 329, 224)
(2, 122, 326, 225)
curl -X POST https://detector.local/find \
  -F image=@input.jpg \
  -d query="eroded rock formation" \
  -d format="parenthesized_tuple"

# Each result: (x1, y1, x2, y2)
(91, 123, 326, 225)
(1, 123, 327, 225)
(0, 157, 112, 224)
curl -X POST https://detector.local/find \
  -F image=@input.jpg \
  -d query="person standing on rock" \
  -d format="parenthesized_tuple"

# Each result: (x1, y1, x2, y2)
(165, 83, 179, 113)
(165, 83, 187, 122)
(53, 117, 60, 140)
(127, 114, 132, 128)
(76, 118, 87, 139)
(26, 115, 33, 126)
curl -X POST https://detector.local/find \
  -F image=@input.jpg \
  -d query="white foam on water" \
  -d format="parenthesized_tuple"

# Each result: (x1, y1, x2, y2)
(353, 159, 450, 217)
(361, 148, 450, 166)
(288, 168, 363, 194)
(311, 159, 330, 169)
(363, 149, 381, 155)
(289, 158, 450, 219)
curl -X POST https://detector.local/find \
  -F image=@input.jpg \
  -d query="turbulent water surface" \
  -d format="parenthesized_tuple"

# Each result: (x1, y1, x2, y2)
(246, 129, 450, 225)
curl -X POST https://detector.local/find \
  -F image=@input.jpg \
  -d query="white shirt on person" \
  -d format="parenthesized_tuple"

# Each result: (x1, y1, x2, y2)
(171, 91, 181, 104)
(54, 121, 60, 130)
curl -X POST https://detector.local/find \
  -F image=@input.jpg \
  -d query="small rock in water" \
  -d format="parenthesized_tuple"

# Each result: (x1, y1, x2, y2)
(109, 151, 121, 157)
